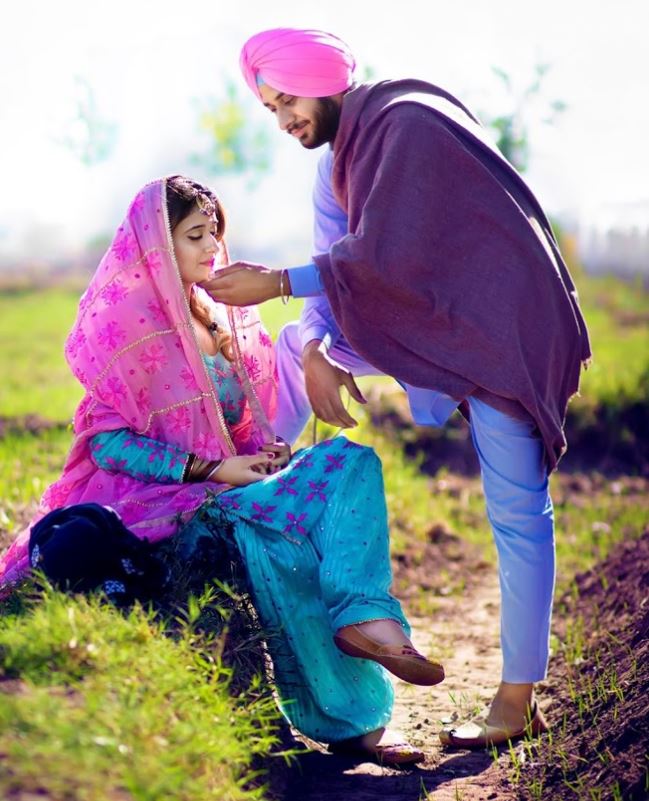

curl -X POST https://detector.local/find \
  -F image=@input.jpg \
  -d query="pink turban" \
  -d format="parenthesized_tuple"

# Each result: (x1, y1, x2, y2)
(239, 28, 355, 100)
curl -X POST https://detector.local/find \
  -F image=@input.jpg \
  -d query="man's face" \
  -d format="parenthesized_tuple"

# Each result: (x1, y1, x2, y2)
(258, 82, 342, 149)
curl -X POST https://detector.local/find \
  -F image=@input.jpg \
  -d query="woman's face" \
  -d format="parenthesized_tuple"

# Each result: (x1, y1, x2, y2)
(172, 206, 219, 288)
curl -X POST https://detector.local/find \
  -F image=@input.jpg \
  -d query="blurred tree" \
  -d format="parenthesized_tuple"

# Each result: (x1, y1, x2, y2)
(57, 77, 118, 166)
(192, 80, 272, 188)
(483, 63, 567, 173)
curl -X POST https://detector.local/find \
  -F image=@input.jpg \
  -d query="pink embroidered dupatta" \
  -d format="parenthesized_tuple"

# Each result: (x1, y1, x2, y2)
(0, 178, 277, 589)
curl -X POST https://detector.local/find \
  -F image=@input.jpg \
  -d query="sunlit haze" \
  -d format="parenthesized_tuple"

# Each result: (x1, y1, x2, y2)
(1, 0, 647, 268)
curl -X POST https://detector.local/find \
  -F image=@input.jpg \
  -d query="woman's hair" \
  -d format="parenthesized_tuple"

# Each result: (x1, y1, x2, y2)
(166, 175, 233, 361)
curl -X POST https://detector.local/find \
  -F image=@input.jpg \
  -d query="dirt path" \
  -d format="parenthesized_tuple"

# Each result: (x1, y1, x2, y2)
(283, 566, 518, 801)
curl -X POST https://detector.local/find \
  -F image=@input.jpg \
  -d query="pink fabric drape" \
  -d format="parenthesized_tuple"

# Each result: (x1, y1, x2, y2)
(0, 178, 277, 590)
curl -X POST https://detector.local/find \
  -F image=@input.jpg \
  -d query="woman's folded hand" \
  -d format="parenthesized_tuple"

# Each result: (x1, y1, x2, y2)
(211, 453, 283, 486)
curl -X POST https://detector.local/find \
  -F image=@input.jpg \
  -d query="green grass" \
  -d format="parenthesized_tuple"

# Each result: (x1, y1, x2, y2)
(0, 427, 73, 539)
(571, 274, 649, 408)
(0, 588, 281, 801)
(0, 288, 302, 421)
(0, 288, 84, 420)
(0, 277, 647, 799)
(1, 278, 646, 587)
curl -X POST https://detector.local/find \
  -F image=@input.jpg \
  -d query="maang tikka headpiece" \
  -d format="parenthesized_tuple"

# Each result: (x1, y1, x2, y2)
(196, 192, 216, 218)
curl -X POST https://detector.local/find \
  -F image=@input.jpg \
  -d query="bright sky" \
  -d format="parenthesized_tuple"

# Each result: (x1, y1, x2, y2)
(1, 0, 648, 265)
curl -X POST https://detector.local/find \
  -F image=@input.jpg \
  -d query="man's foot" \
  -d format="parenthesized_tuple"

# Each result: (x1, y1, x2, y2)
(330, 728, 425, 766)
(439, 683, 548, 749)
(334, 621, 445, 686)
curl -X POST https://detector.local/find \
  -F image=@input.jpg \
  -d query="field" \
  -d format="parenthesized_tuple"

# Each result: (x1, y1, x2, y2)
(0, 275, 647, 800)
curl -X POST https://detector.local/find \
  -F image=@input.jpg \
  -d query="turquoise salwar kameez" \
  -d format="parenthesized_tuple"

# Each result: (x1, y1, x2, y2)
(91, 351, 408, 742)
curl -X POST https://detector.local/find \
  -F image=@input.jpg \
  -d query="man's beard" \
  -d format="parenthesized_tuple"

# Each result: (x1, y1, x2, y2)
(304, 97, 341, 149)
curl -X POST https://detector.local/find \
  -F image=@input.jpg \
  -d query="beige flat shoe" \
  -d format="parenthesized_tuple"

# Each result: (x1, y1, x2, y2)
(333, 625, 445, 686)
(439, 701, 548, 749)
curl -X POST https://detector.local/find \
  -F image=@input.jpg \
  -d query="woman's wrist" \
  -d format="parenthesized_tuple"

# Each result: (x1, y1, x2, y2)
(203, 459, 224, 482)
(185, 455, 225, 483)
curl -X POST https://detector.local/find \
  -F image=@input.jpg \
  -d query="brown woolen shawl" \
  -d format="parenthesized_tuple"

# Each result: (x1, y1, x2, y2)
(314, 80, 591, 471)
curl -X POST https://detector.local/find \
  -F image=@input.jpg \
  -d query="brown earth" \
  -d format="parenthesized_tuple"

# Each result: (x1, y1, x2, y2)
(517, 527, 649, 801)
(277, 513, 649, 801)
(0, 415, 67, 439)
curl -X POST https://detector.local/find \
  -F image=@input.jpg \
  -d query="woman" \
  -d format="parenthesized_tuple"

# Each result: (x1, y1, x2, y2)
(0, 176, 443, 764)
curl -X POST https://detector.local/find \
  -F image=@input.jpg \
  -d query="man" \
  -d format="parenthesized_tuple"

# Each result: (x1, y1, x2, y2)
(203, 27, 591, 750)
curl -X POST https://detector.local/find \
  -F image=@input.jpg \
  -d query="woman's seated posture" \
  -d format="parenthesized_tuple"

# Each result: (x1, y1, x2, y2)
(0, 176, 443, 764)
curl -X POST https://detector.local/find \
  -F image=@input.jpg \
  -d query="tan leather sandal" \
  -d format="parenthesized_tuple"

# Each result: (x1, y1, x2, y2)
(333, 625, 445, 686)
(439, 701, 548, 749)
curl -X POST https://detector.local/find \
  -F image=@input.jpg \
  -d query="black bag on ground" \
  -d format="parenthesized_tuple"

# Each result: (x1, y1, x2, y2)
(28, 503, 170, 604)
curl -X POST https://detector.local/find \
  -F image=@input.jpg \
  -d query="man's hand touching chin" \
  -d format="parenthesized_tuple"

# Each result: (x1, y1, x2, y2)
(200, 262, 285, 306)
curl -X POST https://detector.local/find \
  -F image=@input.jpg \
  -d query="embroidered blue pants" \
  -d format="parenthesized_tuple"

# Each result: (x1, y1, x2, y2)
(274, 321, 555, 684)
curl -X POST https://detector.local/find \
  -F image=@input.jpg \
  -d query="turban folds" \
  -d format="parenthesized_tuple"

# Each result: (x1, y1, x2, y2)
(239, 28, 355, 100)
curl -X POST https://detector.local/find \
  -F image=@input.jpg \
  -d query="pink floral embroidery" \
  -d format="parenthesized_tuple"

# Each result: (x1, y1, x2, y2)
(293, 454, 315, 471)
(97, 320, 126, 351)
(79, 290, 95, 312)
(146, 300, 166, 323)
(274, 476, 298, 496)
(105, 456, 128, 472)
(129, 192, 145, 216)
(306, 480, 328, 502)
(171, 491, 200, 512)
(250, 502, 276, 523)
(66, 327, 87, 357)
(243, 353, 261, 382)
(259, 330, 273, 348)
(180, 366, 198, 391)
(77, 395, 91, 417)
(139, 343, 168, 374)
(111, 228, 137, 262)
(101, 280, 128, 306)
(43, 482, 71, 510)
(100, 376, 128, 408)
(113, 473, 135, 495)
(145, 441, 168, 463)
(167, 406, 190, 434)
(283, 512, 307, 536)
(135, 386, 151, 412)
(219, 492, 242, 510)
(146, 252, 162, 274)
(194, 431, 218, 457)
(325, 454, 345, 473)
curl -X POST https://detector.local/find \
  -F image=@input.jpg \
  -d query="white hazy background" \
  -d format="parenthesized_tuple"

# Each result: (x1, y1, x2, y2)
(1, 0, 648, 268)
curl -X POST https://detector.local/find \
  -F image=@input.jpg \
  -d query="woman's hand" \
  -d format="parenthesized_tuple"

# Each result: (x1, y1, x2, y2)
(210, 453, 283, 486)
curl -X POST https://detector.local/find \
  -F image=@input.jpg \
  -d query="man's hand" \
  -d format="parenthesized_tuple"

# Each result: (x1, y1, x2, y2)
(302, 340, 366, 429)
(200, 262, 283, 306)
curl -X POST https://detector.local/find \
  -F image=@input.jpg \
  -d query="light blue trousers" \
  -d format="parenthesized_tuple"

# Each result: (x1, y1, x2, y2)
(274, 322, 555, 683)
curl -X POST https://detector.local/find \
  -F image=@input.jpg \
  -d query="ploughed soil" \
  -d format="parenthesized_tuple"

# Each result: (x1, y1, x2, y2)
(516, 527, 649, 801)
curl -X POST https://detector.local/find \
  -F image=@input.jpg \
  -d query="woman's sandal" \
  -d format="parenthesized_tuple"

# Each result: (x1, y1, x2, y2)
(333, 625, 445, 686)
(329, 738, 425, 766)
(438, 701, 548, 749)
